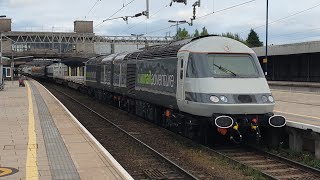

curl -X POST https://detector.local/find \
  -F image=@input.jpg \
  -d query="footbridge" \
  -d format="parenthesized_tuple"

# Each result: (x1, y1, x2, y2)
(1, 31, 173, 60)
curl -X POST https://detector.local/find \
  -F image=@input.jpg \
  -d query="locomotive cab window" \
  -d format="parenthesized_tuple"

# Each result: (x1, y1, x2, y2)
(187, 53, 260, 78)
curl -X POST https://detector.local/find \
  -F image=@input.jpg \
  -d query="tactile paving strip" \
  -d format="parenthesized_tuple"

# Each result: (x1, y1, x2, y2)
(29, 82, 80, 180)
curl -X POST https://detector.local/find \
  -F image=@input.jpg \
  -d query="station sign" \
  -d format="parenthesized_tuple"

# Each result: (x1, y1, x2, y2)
(263, 58, 268, 63)
(0, 167, 19, 177)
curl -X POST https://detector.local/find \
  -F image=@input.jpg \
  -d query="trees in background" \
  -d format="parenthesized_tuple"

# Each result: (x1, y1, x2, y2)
(176, 27, 190, 39)
(221, 32, 247, 45)
(193, 27, 208, 37)
(193, 29, 200, 37)
(175, 27, 263, 48)
(246, 29, 263, 47)
(200, 27, 209, 36)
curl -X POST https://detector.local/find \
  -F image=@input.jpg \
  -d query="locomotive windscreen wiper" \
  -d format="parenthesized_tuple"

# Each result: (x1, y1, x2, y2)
(212, 63, 237, 76)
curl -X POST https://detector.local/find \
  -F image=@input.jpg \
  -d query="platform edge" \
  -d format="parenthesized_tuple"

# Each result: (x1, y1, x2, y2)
(287, 120, 320, 134)
(37, 81, 134, 180)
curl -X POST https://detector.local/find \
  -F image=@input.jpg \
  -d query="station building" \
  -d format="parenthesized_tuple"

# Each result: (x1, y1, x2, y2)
(253, 41, 320, 82)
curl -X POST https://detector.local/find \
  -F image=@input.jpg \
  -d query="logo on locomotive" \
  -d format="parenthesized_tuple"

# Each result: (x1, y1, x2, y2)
(86, 71, 96, 80)
(136, 59, 177, 93)
(137, 71, 175, 87)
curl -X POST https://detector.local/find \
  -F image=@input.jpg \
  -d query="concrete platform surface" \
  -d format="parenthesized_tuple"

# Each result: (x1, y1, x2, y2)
(269, 81, 320, 88)
(0, 80, 132, 180)
(272, 89, 320, 127)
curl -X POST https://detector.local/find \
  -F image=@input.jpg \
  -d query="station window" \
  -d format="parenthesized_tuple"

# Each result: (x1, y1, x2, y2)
(6, 68, 11, 77)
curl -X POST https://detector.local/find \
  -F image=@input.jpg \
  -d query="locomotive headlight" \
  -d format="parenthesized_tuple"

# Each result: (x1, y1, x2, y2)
(220, 96, 228, 103)
(261, 95, 268, 103)
(210, 96, 220, 103)
(268, 95, 274, 103)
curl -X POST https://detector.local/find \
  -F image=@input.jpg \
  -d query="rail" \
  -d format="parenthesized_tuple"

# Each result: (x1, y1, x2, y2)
(48, 85, 199, 180)
(210, 145, 320, 179)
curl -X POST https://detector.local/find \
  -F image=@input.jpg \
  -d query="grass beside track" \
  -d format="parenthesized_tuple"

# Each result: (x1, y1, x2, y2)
(268, 148, 320, 169)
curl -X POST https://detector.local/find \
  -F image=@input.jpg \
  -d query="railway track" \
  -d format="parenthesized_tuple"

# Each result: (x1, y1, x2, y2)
(213, 146, 320, 180)
(45, 83, 320, 180)
(47, 86, 199, 180)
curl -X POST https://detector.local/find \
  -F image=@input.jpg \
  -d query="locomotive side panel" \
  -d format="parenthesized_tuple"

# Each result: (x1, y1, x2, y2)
(134, 57, 178, 108)
(101, 63, 112, 86)
(112, 61, 128, 94)
(85, 64, 99, 88)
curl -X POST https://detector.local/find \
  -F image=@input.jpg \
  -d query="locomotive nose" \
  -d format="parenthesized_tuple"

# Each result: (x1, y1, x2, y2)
(269, 115, 286, 127)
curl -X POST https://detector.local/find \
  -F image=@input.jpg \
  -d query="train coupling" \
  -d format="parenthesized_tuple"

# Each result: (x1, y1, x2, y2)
(214, 115, 243, 144)
(230, 122, 242, 144)
(251, 117, 261, 142)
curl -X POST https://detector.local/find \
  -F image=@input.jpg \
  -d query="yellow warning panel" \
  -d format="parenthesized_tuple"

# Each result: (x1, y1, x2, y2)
(0, 167, 18, 177)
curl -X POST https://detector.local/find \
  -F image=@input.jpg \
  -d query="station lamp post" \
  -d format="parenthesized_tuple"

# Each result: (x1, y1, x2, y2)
(0, 15, 7, 90)
(168, 20, 188, 40)
(265, 0, 269, 76)
(131, 34, 144, 49)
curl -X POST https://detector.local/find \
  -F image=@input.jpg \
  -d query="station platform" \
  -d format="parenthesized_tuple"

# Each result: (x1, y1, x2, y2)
(271, 87, 320, 156)
(267, 81, 320, 129)
(0, 80, 132, 180)
(272, 89, 320, 126)
(268, 81, 320, 93)
(269, 81, 320, 88)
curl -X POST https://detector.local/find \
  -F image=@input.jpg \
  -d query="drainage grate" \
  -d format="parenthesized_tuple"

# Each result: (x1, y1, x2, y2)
(144, 169, 167, 179)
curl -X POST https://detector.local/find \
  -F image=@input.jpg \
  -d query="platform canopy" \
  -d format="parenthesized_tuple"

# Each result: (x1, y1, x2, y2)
(1, 56, 11, 65)
(61, 57, 89, 67)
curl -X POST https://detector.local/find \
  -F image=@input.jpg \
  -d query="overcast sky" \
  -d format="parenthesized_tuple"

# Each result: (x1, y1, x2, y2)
(1, 0, 320, 45)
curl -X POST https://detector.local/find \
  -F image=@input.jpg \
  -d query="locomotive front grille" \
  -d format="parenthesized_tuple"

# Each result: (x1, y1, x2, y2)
(234, 95, 257, 103)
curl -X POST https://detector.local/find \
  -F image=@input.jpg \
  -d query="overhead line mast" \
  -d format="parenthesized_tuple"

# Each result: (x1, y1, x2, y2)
(146, 0, 149, 19)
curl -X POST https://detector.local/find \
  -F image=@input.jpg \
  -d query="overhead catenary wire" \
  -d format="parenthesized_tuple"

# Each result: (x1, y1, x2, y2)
(271, 26, 320, 39)
(94, 0, 136, 28)
(196, 0, 257, 20)
(146, 25, 176, 35)
(85, 0, 101, 19)
(117, 2, 171, 35)
(239, 2, 320, 34)
(269, 26, 320, 44)
(276, 33, 320, 44)
(123, 0, 255, 36)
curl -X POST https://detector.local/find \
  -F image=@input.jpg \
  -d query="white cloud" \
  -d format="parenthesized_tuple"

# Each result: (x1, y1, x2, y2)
(9, 0, 41, 7)
(1, 0, 320, 44)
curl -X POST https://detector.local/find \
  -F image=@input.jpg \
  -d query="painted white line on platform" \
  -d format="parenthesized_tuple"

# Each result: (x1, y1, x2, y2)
(38, 82, 134, 180)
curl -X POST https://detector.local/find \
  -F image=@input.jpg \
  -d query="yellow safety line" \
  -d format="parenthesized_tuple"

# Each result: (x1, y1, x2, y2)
(25, 81, 39, 180)
(274, 110, 320, 120)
